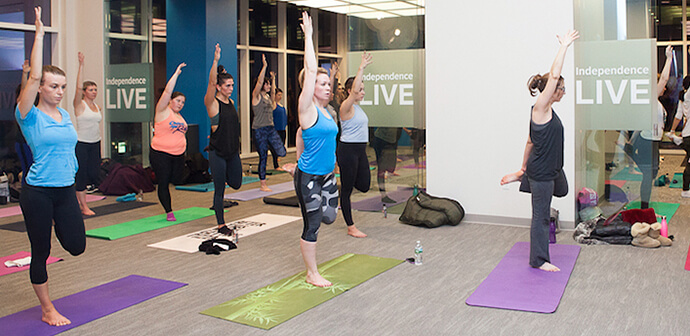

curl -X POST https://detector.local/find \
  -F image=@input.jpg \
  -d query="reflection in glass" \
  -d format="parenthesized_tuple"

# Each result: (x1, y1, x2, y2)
(654, 1, 682, 42)
(0, 0, 51, 25)
(319, 11, 337, 54)
(249, 0, 278, 48)
(108, 39, 143, 65)
(108, 0, 143, 35)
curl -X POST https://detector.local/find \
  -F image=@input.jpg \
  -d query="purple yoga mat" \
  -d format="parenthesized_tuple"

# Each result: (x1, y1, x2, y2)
(402, 161, 425, 169)
(465, 242, 580, 313)
(224, 181, 294, 201)
(351, 187, 414, 212)
(0, 251, 62, 277)
(0, 274, 186, 336)
(0, 195, 105, 219)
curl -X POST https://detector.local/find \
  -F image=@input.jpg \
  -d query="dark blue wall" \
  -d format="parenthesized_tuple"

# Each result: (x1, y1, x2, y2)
(166, 0, 237, 157)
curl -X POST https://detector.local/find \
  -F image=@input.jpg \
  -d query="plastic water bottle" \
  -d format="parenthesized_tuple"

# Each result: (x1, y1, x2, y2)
(383, 204, 387, 218)
(414, 241, 423, 265)
(660, 216, 668, 238)
(136, 189, 144, 201)
(549, 219, 557, 244)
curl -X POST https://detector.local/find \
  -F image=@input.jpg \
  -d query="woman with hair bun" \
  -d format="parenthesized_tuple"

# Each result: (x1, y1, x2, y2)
(501, 29, 579, 272)
(205, 43, 243, 234)
(149, 62, 187, 221)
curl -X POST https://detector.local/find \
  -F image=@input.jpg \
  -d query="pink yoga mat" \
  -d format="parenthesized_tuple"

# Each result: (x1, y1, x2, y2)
(0, 195, 105, 219)
(605, 180, 626, 189)
(0, 251, 62, 277)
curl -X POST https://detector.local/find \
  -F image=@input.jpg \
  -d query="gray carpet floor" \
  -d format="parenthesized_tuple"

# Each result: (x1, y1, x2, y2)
(1, 153, 690, 335)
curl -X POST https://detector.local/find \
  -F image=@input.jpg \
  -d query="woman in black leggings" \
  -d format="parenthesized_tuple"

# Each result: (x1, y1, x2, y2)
(16, 7, 85, 326)
(149, 62, 187, 221)
(336, 51, 373, 238)
(205, 44, 243, 234)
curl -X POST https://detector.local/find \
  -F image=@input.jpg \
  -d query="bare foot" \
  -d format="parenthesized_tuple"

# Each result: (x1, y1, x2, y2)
(42, 308, 71, 326)
(282, 163, 297, 177)
(500, 170, 523, 185)
(538, 262, 561, 272)
(81, 208, 95, 216)
(260, 181, 272, 192)
(347, 226, 367, 238)
(305, 273, 332, 287)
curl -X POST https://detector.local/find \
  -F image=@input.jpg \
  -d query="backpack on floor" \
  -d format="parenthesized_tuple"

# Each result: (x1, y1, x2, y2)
(399, 190, 465, 228)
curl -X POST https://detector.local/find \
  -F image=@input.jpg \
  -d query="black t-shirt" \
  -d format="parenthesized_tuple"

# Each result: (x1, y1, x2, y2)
(526, 108, 564, 181)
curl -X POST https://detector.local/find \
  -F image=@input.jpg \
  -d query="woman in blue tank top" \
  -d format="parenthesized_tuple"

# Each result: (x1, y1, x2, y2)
(501, 29, 579, 272)
(294, 12, 339, 287)
(15, 7, 85, 326)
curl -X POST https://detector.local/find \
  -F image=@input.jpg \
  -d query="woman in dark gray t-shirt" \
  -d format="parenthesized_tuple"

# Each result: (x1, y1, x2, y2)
(501, 29, 579, 272)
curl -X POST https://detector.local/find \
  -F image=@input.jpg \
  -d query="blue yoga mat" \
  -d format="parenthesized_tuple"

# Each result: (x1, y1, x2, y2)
(466, 242, 580, 313)
(224, 181, 295, 201)
(0, 275, 186, 336)
(176, 176, 260, 192)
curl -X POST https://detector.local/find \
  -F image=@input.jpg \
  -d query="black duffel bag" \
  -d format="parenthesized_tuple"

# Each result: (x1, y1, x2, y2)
(399, 190, 464, 228)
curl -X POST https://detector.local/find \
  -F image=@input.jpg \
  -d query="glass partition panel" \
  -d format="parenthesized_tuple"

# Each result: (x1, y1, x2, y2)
(0, 0, 51, 25)
(348, 11, 426, 194)
(249, 0, 278, 48)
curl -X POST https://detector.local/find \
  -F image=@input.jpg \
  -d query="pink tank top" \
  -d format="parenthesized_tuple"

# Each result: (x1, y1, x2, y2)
(151, 112, 187, 155)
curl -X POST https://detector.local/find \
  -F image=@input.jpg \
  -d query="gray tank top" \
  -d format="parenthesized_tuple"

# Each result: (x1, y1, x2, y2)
(252, 95, 274, 129)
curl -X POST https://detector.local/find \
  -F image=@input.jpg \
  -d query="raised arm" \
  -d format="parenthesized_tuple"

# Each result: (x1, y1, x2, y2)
(252, 54, 268, 106)
(340, 51, 373, 121)
(329, 61, 339, 102)
(73, 52, 86, 116)
(204, 43, 221, 116)
(298, 12, 318, 129)
(20, 60, 30, 90)
(533, 30, 579, 116)
(658, 46, 673, 97)
(17, 7, 44, 118)
(155, 62, 186, 115)
(269, 71, 277, 110)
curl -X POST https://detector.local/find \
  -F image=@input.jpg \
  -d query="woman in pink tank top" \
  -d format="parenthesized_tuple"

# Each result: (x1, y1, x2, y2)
(149, 63, 187, 221)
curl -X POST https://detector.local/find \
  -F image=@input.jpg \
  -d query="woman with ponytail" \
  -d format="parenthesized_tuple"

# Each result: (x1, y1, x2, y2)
(500, 29, 579, 272)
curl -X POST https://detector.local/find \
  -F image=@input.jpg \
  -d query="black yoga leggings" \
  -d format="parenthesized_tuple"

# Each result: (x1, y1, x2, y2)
(209, 149, 243, 224)
(337, 142, 371, 226)
(20, 184, 86, 284)
(627, 137, 659, 209)
(149, 148, 185, 213)
(75, 141, 101, 191)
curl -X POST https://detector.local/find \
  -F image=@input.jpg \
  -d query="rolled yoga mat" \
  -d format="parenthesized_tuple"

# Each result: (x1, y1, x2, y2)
(200, 253, 403, 330)
(0, 251, 62, 277)
(465, 242, 580, 314)
(224, 181, 295, 201)
(685, 245, 690, 271)
(0, 274, 186, 336)
(175, 176, 260, 192)
(263, 195, 300, 207)
(0, 202, 157, 233)
(85, 207, 215, 240)
(0, 195, 105, 219)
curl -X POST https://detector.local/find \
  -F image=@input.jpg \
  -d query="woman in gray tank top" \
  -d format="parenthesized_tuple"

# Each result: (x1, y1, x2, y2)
(501, 29, 579, 272)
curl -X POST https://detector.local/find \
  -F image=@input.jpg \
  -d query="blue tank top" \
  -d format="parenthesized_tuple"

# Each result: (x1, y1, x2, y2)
(273, 104, 287, 131)
(15, 105, 78, 187)
(298, 107, 338, 175)
(340, 104, 369, 143)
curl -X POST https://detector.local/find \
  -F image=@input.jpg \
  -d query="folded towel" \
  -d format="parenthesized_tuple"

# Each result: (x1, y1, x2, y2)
(4, 256, 32, 268)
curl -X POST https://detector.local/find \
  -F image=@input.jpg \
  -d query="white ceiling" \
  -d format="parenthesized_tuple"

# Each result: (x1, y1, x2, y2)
(281, 0, 425, 19)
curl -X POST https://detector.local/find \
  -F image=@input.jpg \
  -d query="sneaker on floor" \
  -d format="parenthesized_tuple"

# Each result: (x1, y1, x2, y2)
(166, 212, 177, 221)
(682, 190, 690, 198)
(217, 225, 234, 236)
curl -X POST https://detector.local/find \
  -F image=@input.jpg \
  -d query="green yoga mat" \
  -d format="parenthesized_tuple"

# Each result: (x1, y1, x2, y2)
(627, 201, 680, 222)
(201, 253, 403, 330)
(611, 168, 644, 181)
(176, 177, 260, 192)
(669, 173, 684, 189)
(86, 207, 215, 240)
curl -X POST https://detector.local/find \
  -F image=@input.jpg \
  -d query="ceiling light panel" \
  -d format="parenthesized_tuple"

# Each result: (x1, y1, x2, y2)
(350, 11, 399, 19)
(290, 0, 347, 8)
(388, 8, 424, 16)
(321, 5, 372, 13)
(364, 2, 416, 10)
(345, 0, 395, 4)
